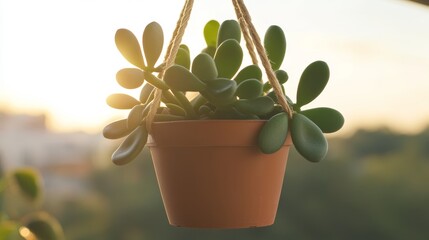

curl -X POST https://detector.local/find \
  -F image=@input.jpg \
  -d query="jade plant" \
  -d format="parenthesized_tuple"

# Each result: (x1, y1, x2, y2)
(104, 20, 344, 165)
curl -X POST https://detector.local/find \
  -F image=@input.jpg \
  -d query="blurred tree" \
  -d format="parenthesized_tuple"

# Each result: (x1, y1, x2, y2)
(49, 128, 429, 240)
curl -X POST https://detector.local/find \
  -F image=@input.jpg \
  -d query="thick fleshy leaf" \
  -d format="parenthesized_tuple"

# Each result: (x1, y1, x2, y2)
(191, 94, 208, 112)
(175, 47, 191, 69)
(236, 79, 263, 99)
(217, 20, 241, 46)
(171, 91, 198, 119)
(164, 65, 206, 91)
(234, 96, 275, 116)
(13, 168, 41, 201)
(191, 53, 218, 82)
(112, 125, 148, 165)
(202, 46, 216, 57)
(165, 103, 186, 116)
(204, 20, 220, 47)
(296, 61, 330, 108)
(115, 29, 145, 68)
(116, 68, 144, 89)
(24, 212, 65, 240)
(179, 44, 190, 54)
(300, 107, 344, 133)
(106, 94, 140, 109)
(275, 69, 288, 84)
(291, 113, 328, 162)
(198, 105, 213, 116)
(214, 39, 243, 78)
(258, 112, 289, 154)
(143, 22, 164, 68)
(263, 69, 288, 92)
(201, 78, 237, 107)
(127, 105, 145, 130)
(103, 119, 133, 139)
(234, 65, 262, 84)
(161, 90, 180, 105)
(264, 25, 286, 70)
(139, 84, 154, 103)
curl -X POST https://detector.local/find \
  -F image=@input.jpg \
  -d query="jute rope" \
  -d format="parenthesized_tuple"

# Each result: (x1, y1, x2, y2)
(232, 0, 293, 118)
(232, 0, 258, 65)
(146, 0, 194, 132)
(146, 0, 293, 131)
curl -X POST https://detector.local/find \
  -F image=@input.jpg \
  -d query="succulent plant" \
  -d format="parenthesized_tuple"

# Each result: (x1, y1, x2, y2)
(104, 20, 344, 165)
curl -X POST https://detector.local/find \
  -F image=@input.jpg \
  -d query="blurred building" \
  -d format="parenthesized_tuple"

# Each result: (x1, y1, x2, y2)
(0, 112, 106, 196)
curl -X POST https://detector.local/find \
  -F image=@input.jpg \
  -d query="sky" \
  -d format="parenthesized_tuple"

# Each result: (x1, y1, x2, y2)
(1, 0, 428, 136)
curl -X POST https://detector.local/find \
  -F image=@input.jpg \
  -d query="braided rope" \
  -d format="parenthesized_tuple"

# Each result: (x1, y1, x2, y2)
(146, 0, 194, 132)
(232, 0, 258, 65)
(233, 0, 293, 118)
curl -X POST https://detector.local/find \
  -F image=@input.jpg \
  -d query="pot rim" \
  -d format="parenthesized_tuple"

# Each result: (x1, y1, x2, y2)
(147, 119, 291, 147)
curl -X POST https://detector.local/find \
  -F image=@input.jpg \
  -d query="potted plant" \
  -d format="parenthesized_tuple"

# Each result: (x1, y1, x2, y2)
(103, 13, 344, 228)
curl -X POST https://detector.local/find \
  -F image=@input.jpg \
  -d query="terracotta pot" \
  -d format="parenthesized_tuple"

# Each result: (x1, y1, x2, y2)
(147, 120, 291, 229)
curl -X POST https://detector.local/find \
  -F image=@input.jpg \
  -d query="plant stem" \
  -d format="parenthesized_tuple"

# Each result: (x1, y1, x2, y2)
(144, 73, 170, 90)
(172, 91, 197, 119)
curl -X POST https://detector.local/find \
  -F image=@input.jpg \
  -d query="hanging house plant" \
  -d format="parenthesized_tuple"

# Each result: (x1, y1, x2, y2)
(103, 0, 344, 229)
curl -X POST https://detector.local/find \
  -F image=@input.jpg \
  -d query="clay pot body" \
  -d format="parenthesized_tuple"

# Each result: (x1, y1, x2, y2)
(147, 120, 291, 228)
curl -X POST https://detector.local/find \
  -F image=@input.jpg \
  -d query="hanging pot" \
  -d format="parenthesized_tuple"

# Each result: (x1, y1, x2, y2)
(147, 120, 291, 228)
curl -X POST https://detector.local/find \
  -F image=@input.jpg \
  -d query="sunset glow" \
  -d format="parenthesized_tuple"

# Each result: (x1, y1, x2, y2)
(1, 0, 428, 135)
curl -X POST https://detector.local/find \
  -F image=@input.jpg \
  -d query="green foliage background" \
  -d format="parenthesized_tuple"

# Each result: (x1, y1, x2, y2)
(49, 127, 429, 240)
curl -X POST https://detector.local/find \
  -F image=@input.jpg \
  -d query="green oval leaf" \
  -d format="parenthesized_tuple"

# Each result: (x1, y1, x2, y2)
(234, 96, 275, 116)
(24, 213, 65, 240)
(139, 84, 154, 103)
(13, 168, 41, 201)
(204, 20, 220, 47)
(160, 90, 180, 106)
(275, 69, 288, 84)
(198, 105, 212, 116)
(191, 53, 218, 82)
(165, 103, 186, 116)
(127, 104, 145, 130)
(258, 112, 289, 154)
(143, 22, 164, 68)
(296, 61, 330, 108)
(103, 119, 133, 139)
(214, 39, 243, 78)
(164, 65, 206, 92)
(201, 78, 237, 107)
(115, 29, 145, 69)
(291, 113, 328, 162)
(300, 107, 344, 133)
(236, 78, 263, 99)
(263, 70, 288, 92)
(191, 94, 208, 112)
(175, 47, 191, 70)
(234, 65, 262, 84)
(264, 25, 286, 70)
(202, 46, 216, 57)
(106, 93, 140, 109)
(116, 68, 144, 89)
(112, 125, 148, 165)
(179, 44, 190, 54)
(217, 20, 241, 46)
